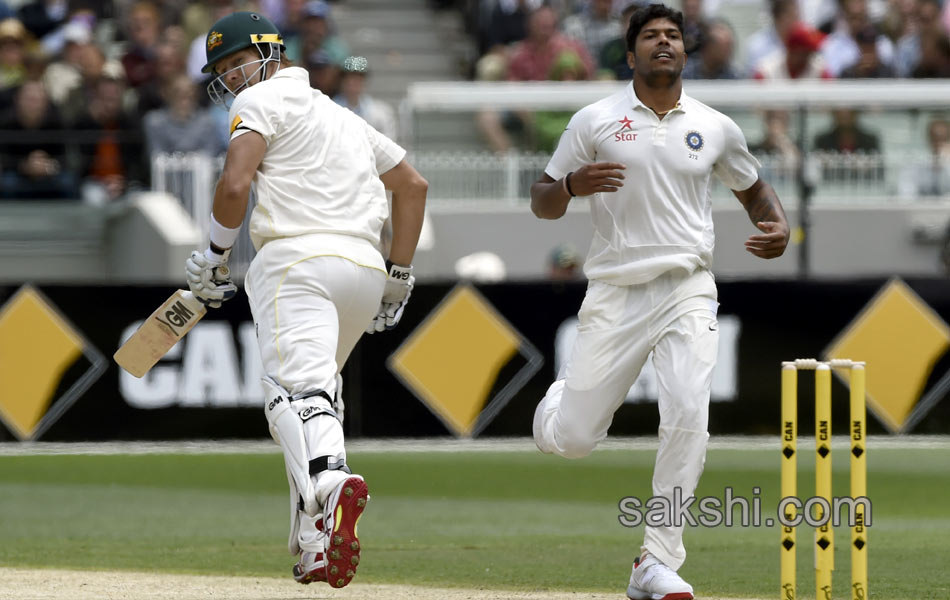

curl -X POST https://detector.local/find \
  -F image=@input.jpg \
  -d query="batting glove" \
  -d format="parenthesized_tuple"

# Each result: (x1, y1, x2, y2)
(366, 263, 414, 333)
(185, 248, 237, 309)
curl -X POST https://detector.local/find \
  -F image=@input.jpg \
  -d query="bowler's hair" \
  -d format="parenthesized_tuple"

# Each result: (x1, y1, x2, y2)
(625, 4, 685, 53)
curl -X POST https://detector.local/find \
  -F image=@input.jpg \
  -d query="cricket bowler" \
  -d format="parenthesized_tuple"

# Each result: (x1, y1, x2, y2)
(529, 4, 789, 599)
(184, 11, 427, 588)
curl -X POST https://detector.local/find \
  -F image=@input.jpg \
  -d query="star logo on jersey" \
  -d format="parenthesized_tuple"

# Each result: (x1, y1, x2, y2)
(615, 116, 637, 142)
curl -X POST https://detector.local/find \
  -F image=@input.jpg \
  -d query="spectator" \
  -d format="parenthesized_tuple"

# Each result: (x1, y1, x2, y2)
(121, 1, 162, 88)
(136, 40, 186, 113)
(0, 18, 27, 95)
(548, 242, 580, 281)
(290, 0, 348, 65)
(42, 20, 92, 107)
(840, 23, 897, 76)
(749, 110, 800, 182)
(507, 6, 594, 81)
(58, 43, 124, 124)
(681, 0, 707, 54)
(744, 0, 800, 74)
(532, 49, 589, 152)
(755, 22, 833, 79)
(891, 0, 925, 77)
(185, 0, 241, 82)
(599, 1, 640, 80)
(900, 117, 950, 197)
(334, 56, 397, 141)
(0, 80, 78, 199)
(912, 29, 950, 77)
(563, 0, 622, 63)
(813, 109, 882, 181)
(17, 0, 67, 41)
(73, 74, 145, 203)
(682, 18, 743, 79)
(143, 73, 225, 157)
(482, 0, 542, 54)
(306, 48, 342, 97)
(821, 0, 895, 77)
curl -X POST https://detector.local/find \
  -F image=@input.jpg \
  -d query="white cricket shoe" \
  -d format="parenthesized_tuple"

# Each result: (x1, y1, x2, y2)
(626, 552, 695, 600)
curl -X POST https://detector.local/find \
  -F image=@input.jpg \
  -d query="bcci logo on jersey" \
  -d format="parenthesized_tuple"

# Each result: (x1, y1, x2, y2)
(685, 131, 704, 151)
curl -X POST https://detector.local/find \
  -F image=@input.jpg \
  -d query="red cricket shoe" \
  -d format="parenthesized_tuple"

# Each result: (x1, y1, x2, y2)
(322, 475, 369, 588)
(292, 551, 327, 584)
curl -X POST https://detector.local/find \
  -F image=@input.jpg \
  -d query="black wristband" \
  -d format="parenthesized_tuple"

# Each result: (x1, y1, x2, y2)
(565, 172, 576, 197)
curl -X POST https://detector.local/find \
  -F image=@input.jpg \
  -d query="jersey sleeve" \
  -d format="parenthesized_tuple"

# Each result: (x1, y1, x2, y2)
(363, 118, 406, 175)
(228, 87, 282, 144)
(545, 107, 596, 181)
(712, 115, 760, 191)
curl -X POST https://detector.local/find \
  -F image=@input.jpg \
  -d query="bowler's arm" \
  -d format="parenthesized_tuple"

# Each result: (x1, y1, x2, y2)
(530, 174, 572, 220)
(209, 132, 266, 252)
(733, 178, 790, 259)
(530, 163, 626, 220)
(379, 159, 428, 266)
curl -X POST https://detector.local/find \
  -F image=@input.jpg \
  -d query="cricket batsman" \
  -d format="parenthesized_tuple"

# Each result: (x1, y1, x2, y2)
(183, 11, 428, 588)
(529, 4, 789, 599)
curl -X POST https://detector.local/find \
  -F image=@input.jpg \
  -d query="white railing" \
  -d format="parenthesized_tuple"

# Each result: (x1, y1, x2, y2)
(150, 149, 950, 274)
(151, 153, 257, 279)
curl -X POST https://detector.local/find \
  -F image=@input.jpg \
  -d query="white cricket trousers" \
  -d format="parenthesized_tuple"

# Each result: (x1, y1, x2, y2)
(533, 267, 718, 571)
(244, 236, 386, 398)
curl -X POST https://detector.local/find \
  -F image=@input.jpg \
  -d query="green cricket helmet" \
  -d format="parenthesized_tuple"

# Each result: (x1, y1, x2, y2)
(202, 11, 285, 106)
(202, 11, 284, 74)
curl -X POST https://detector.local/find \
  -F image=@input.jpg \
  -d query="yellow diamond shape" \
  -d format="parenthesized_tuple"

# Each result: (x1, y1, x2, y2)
(0, 286, 86, 439)
(824, 278, 950, 432)
(389, 285, 522, 437)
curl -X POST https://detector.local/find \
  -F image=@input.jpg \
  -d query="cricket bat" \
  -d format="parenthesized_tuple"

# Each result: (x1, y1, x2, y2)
(114, 290, 207, 378)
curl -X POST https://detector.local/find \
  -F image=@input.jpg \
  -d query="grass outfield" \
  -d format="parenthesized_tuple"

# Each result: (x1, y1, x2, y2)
(0, 443, 948, 599)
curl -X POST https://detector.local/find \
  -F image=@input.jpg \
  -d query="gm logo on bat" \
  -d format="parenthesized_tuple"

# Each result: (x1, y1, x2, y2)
(155, 300, 198, 334)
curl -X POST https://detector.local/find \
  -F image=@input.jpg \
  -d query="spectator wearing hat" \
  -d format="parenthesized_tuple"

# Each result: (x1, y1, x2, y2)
(306, 48, 342, 97)
(755, 22, 833, 79)
(286, 0, 348, 65)
(42, 20, 92, 107)
(0, 18, 28, 93)
(334, 56, 397, 141)
(0, 79, 78, 199)
(820, 0, 895, 77)
(840, 23, 897, 76)
(548, 243, 580, 281)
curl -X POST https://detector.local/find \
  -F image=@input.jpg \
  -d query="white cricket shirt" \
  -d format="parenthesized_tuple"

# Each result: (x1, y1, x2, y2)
(546, 82, 760, 285)
(227, 67, 406, 267)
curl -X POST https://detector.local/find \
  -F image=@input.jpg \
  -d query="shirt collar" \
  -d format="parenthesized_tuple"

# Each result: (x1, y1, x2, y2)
(270, 66, 310, 82)
(627, 81, 687, 117)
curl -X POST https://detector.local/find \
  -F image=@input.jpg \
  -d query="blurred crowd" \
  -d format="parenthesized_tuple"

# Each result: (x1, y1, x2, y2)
(1, 0, 949, 202)
(468, 0, 950, 175)
(0, 0, 396, 201)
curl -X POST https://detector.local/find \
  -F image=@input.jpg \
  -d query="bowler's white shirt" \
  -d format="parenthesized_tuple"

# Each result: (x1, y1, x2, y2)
(228, 67, 405, 266)
(545, 82, 759, 286)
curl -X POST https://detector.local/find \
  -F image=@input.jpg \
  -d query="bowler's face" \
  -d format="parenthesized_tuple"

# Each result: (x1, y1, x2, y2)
(629, 18, 686, 79)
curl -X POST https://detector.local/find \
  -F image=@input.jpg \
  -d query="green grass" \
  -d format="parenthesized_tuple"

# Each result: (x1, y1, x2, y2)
(0, 446, 948, 598)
